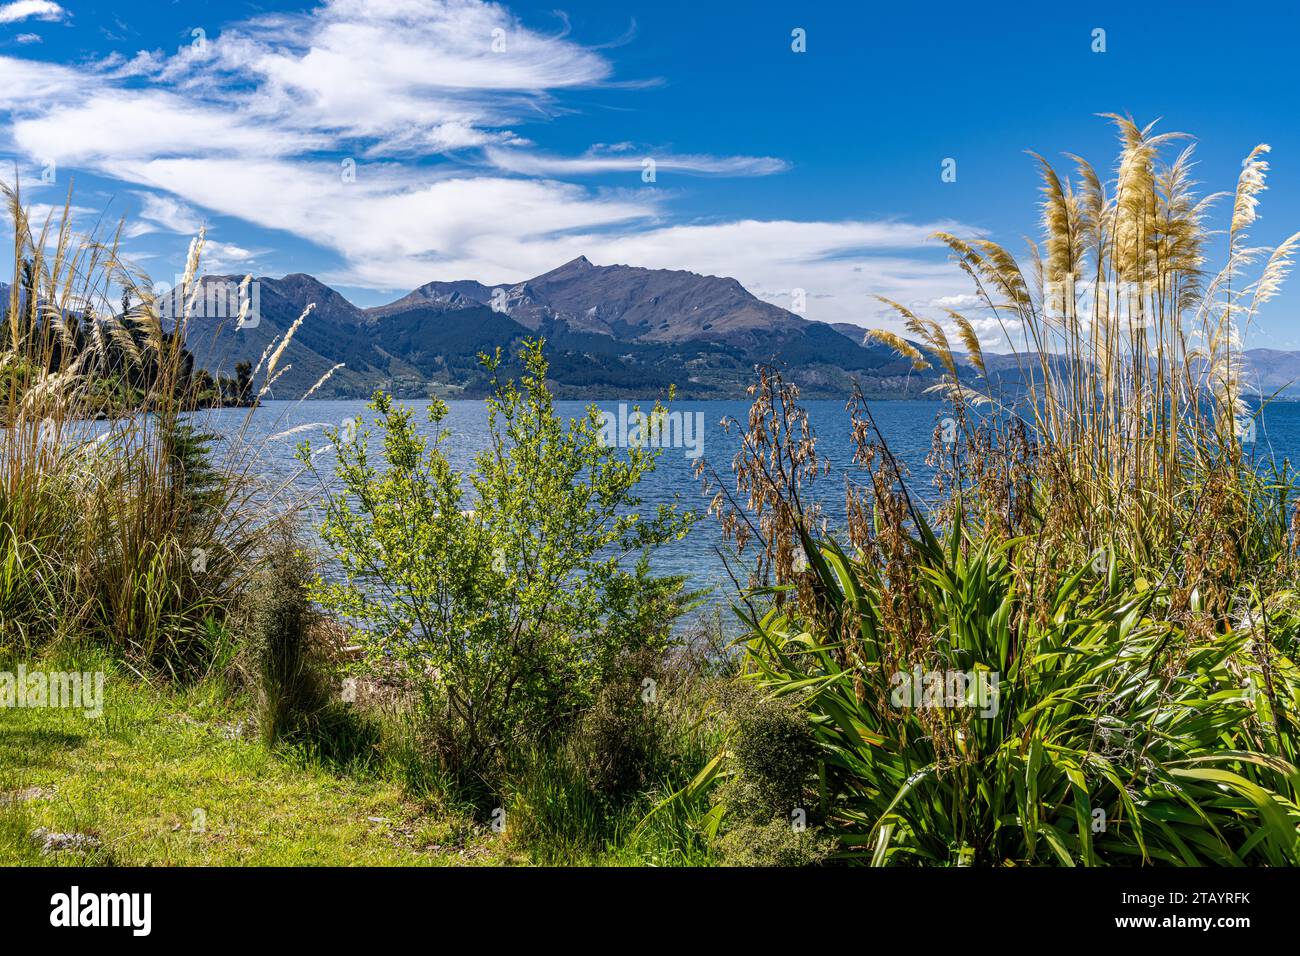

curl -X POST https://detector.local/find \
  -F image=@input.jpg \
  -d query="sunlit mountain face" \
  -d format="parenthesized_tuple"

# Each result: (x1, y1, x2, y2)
(182, 260, 936, 400)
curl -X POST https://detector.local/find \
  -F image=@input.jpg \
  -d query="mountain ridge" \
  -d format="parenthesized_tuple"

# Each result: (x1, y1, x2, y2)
(184, 257, 929, 400)
(179, 260, 1300, 402)
(367, 255, 810, 347)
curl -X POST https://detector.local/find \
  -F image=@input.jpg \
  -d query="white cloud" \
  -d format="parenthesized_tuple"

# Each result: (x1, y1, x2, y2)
(96, 153, 657, 287)
(143, 0, 613, 151)
(0, 0, 984, 333)
(14, 32, 39, 44)
(0, 1, 65, 25)
(12, 90, 326, 164)
(21, 202, 93, 227)
(201, 241, 258, 273)
(930, 293, 984, 310)
(96, 50, 167, 79)
(941, 314, 1023, 352)
(484, 147, 789, 178)
(123, 192, 204, 237)
(0, 56, 87, 114)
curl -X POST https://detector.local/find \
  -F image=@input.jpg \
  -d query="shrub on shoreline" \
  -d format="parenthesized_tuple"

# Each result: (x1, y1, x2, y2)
(301, 339, 696, 794)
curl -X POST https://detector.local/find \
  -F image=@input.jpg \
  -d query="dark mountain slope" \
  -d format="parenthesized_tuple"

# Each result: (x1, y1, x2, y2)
(175, 258, 1298, 402)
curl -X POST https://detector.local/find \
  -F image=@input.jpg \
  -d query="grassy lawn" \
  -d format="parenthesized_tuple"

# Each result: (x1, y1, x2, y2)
(0, 660, 516, 867)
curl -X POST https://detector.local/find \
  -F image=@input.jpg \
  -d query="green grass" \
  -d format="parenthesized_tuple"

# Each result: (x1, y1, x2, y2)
(498, 744, 719, 867)
(0, 657, 517, 867)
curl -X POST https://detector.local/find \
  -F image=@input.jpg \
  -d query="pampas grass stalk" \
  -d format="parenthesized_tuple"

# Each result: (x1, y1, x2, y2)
(872, 115, 1300, 613)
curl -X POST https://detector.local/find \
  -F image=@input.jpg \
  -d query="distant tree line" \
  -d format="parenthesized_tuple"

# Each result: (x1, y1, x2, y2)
(3, 262, 253, 410)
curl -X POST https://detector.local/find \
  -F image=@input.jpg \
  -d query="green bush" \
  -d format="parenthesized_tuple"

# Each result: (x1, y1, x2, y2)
(721, 689, 821, 822)
(302, 340, 693, 791)
(500, 647, 730, 863)
(692, 687, 832, 867)
(568, 661, 675, 801)
(715, 817, 834, 868)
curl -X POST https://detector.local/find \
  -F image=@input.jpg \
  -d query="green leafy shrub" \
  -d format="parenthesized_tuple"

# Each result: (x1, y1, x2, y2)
(569, 657, 672, 800)
(720, 689, 821, 822)
(303, 339, 694, 791)
(688, 687, 833, 867)
(715, 817, 835, 868)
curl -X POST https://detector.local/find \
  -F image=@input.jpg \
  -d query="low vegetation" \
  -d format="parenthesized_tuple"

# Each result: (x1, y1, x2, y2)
(0, 649, 510, 866)
(3, 116, 1300, 866)
(679, 115, 1300, 864)
(298, 340, 695, 795)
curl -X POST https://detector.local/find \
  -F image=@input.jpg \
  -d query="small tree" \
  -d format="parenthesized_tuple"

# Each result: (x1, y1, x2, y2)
(301, 339, 693, 784)
(234, 360, 252, 405)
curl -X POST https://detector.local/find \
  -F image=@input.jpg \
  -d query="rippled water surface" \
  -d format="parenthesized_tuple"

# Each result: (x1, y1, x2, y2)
(187, 398, 1300, 609)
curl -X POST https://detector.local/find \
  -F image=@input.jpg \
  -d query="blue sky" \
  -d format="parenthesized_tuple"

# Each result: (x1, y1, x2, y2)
(1, 0, 1298, 346)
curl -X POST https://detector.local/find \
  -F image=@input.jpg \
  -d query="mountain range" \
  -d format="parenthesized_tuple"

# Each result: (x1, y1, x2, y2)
(171, 258, 1300, 401)
(182, 257, 933, 400)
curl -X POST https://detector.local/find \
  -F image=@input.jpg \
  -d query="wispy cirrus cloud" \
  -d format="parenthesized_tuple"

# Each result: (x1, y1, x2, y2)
(0, 54, 84, 110)
(0, 0, 981, 328)
(123, 192, 205, 238)
(106, 0, 613, 152)
(484, 146, 790, 178)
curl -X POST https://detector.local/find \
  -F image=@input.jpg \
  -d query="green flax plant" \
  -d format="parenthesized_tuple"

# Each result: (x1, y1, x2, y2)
(663, 354, 1300, 865)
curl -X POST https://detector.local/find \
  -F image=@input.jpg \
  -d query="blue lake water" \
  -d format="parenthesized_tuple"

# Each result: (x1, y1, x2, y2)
(190, 398, 1300, 614)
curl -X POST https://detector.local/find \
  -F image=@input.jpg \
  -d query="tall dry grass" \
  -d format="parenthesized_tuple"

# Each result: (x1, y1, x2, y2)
(670, 118, 1300, 866)
(872, 115, 1300, 618)
(0, 181, 313, 677)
